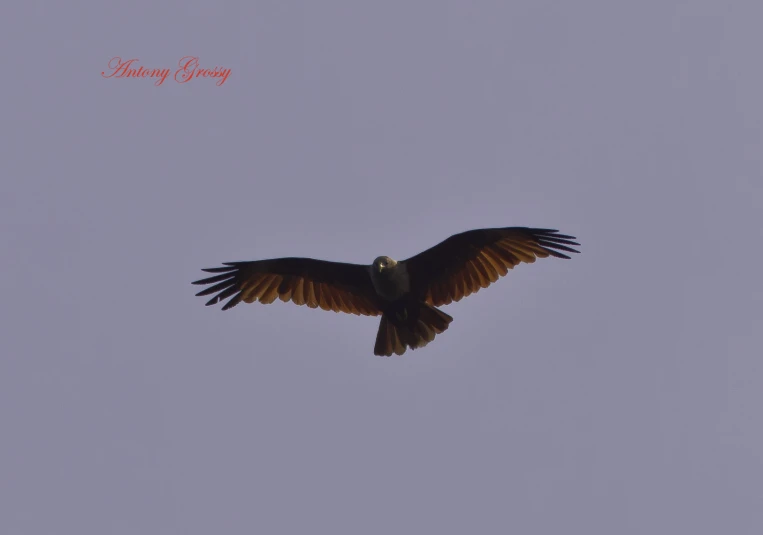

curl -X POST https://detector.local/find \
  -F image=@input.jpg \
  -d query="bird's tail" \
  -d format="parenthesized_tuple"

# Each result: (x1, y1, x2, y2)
(374, 303, 453, 356)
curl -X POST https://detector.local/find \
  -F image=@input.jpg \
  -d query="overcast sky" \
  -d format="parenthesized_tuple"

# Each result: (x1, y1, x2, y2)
(2, 1, 762, 534)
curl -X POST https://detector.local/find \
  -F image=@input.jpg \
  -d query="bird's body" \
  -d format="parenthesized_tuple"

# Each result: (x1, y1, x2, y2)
(365, 256, 453, 355)
(368, 256, 409, 300)
(193, 227, 580, 356)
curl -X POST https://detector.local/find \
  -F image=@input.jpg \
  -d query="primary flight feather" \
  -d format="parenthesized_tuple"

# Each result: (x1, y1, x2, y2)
(192, 227, 580, 356)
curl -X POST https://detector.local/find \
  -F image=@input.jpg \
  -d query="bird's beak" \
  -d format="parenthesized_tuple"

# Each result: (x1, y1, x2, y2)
(378, 264, 384, 273)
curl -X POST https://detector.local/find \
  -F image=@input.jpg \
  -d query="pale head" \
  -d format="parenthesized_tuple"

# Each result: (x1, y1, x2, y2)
(372, 255, 398, 273)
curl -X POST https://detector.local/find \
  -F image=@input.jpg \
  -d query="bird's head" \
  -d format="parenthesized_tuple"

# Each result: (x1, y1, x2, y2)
(373, 256, 397, 273)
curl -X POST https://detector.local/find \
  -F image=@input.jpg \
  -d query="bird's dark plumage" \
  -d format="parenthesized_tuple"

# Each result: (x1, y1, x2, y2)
(194, 258, 380, 314)
(192, 227, 580, 356)
(404, 227, 580, 306)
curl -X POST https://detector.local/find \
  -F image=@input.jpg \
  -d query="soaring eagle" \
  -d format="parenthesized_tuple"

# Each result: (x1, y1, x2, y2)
(193, 227, 580, 356)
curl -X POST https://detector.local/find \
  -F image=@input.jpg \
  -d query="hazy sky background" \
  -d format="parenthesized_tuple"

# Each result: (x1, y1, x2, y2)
(2, 1, 761, 534)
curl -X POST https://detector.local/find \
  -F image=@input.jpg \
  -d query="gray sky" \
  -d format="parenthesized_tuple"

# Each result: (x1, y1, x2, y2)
(2, 1, 762, 534)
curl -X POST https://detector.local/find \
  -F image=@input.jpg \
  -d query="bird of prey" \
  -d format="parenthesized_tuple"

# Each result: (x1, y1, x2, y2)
(193, 227, 580, 356)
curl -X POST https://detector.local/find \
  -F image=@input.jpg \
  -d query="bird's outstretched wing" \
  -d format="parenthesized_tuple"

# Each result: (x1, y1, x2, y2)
(193, 258, 381, 315)
(403, 227, 580, 306)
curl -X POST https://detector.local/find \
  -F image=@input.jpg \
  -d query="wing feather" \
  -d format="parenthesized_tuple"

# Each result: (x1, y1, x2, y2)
(292, 277, 306, 306)
(475, 254, 498, 284)
(259, 276, 282, 304)
(481, 247, 508, 276)
(193, 257, 380, 316)
(403, 227, 580, 306)
(462, 261, 478, 290)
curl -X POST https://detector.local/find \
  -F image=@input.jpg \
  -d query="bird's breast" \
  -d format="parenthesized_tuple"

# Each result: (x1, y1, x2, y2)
(369, 264, 410, 301)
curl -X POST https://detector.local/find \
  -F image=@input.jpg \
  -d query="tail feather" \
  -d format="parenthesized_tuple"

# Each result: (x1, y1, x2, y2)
(374, 303, 453, 356)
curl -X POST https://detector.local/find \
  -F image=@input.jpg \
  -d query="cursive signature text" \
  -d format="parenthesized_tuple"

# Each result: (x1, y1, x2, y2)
(101, 56, 231, 87)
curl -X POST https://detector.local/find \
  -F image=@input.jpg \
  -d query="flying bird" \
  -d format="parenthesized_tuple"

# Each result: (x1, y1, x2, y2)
(193, 227, 580, 356)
